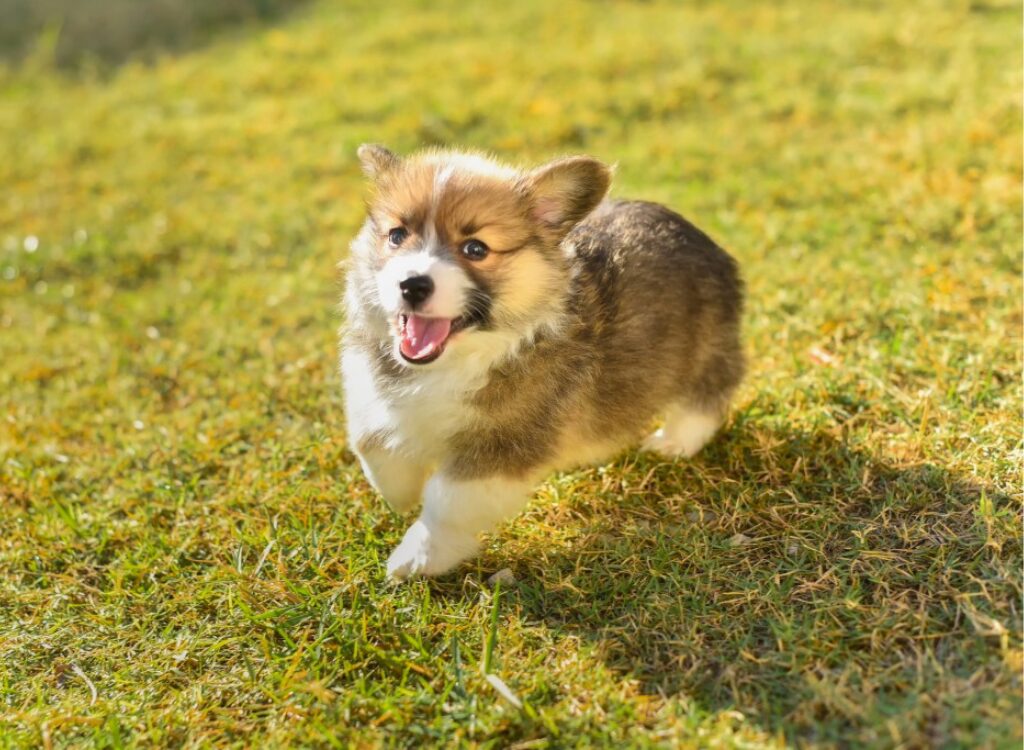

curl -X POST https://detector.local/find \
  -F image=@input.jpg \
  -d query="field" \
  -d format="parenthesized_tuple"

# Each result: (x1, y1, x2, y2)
(1, 0, 1021, 747)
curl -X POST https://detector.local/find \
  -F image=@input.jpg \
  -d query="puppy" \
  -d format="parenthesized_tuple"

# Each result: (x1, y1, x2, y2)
(341, 145, 744, 579)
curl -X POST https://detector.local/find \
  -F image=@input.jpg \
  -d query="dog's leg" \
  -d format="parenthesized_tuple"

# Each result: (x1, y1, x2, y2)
(386, 473, 532, 579)
(643, 402, 723, 458)
(356, 445, 428, 515)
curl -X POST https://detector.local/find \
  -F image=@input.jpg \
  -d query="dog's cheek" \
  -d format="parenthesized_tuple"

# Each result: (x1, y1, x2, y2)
(491, 250, 562, 321)
(374, 257, 406, 313)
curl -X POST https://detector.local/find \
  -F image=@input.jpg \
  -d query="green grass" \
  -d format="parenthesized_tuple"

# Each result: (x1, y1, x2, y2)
(1, 0, 1021, 746)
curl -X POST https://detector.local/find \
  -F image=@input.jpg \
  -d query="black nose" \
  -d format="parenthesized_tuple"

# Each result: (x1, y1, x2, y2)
(399, 275, 434, 307)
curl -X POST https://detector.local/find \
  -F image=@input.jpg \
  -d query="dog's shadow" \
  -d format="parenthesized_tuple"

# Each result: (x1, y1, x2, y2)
(475, 417, 1014, 740)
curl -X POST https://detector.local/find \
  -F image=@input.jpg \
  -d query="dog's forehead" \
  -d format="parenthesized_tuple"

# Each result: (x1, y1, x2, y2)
(434, 170, 527, 233)
(374, 159, 526, 235)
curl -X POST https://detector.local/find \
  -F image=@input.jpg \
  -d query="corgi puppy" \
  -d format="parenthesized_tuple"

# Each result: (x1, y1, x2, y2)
(341, 145, 744, 579)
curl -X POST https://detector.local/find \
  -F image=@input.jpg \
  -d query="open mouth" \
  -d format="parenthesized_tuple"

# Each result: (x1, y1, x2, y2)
(397, 313, 471, 364)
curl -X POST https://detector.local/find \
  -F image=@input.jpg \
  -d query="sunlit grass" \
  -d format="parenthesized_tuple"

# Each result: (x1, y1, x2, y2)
(0, 0, 1021, 746)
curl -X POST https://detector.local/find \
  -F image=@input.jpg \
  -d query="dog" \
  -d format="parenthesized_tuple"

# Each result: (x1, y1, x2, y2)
(341, 145, 744, 579)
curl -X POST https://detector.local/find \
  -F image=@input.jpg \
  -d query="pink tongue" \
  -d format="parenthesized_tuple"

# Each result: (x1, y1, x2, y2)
(401, 315, 452, 360)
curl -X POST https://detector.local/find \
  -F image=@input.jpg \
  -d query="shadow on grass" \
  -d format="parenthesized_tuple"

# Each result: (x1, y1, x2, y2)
(501, 420, 1017, 742)
(0, 0, 310, 71)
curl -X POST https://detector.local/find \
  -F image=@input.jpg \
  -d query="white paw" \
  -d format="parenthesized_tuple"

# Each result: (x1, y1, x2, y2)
(643, 410, 721, 458)
(386, 521, 478, 580)
(643, 427, 691, 457)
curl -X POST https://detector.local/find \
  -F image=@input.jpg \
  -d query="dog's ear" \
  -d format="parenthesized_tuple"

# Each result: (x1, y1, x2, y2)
(357, 144, 400, 179)
(525, 156, 612, 234)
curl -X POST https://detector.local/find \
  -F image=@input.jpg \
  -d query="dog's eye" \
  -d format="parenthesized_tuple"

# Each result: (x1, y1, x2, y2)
(388, 227, 408, 248)
(461, 239, 489, 261)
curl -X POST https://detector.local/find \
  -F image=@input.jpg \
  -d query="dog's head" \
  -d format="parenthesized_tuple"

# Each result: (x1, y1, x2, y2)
(348, 145, 611, 366)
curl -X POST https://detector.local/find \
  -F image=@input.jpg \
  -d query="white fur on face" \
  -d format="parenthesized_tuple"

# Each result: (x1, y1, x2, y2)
(375, 249, 472, 320)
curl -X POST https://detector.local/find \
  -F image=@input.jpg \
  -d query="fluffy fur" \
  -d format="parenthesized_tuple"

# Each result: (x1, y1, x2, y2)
(341, 145, 745, 579)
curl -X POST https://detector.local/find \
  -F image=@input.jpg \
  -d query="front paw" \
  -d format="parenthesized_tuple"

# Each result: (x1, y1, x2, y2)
(386, 520, 479, 580)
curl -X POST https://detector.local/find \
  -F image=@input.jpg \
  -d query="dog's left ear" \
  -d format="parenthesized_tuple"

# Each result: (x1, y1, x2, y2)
(357, 144, 400, 179)
(525, 156, 612, 234)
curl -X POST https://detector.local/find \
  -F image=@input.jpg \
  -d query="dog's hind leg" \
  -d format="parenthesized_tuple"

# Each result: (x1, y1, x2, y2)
(643, 401, 723, 459)
(644, 346, 743, 459)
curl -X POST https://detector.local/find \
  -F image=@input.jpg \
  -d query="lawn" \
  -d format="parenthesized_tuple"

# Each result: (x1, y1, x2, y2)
(1, 0, 1021, 747)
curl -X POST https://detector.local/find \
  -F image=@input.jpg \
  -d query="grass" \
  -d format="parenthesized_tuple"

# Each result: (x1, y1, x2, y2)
(0, 0, 1021, 746)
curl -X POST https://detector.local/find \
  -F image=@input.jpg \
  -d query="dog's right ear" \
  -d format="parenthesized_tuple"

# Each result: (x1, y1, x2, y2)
(525, 156, 612, 236)
(357, 144, 400, 179)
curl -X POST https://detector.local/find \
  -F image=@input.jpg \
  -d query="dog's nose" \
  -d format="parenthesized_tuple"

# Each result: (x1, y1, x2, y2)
(399, 275, 434, 307)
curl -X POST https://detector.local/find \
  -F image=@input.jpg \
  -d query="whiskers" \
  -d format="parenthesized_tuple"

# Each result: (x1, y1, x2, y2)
(461, 288, 492, 329)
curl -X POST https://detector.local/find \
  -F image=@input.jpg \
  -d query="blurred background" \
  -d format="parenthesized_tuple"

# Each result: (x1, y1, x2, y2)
(0, 0, 1020, 746)
(0, 0, 303, 69)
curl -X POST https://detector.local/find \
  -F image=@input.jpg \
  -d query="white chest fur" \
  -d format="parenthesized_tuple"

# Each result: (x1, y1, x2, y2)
(341, 327, 526, 466)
